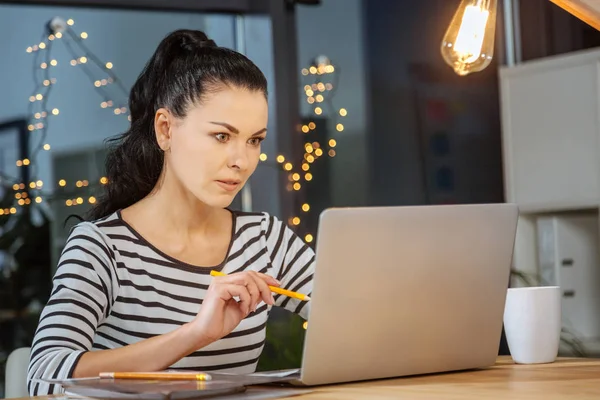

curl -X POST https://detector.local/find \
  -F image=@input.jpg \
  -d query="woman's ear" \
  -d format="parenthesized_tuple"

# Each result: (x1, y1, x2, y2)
(154, 108, 172, 151)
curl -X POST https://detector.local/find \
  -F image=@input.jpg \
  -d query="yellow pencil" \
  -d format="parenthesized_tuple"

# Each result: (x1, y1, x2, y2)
(210, 270, 311, 301)
(99, 372, 212, 381)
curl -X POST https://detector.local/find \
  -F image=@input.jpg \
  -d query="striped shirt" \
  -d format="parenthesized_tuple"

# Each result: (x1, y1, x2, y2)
(27, 210, 315, 396)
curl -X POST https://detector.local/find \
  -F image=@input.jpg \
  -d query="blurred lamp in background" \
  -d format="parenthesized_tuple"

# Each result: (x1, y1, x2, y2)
(441, 0, 498, 76)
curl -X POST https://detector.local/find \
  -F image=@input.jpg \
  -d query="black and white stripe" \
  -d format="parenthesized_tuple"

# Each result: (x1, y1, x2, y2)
(27, 210, 314, 395)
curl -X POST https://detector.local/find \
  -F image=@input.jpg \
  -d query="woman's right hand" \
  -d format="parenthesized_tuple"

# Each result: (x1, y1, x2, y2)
(189, 271, 280, 345)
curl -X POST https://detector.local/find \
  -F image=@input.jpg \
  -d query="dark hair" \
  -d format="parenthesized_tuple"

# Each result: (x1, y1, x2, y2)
(87, 29, 268, 220)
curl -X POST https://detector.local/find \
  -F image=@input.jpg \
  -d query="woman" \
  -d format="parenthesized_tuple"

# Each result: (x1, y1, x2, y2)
(27, 29, 315, 396)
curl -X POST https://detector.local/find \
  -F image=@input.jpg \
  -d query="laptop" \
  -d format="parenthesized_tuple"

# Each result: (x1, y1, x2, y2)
(282, 203, 518, 386)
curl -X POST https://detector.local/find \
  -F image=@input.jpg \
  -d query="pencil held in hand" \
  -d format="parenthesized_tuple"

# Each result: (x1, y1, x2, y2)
(210, 270, 311, 301)
(99, 371, 212, 381)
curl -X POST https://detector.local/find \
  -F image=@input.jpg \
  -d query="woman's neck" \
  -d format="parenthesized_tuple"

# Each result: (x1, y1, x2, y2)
(124, 175, 223, 238)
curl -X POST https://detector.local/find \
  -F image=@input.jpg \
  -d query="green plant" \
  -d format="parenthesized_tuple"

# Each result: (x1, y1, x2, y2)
(258, 309, 306, 371)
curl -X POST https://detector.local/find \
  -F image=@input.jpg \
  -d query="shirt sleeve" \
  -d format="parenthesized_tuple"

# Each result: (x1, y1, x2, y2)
(27, 222, 118, 396)
(264, 215, 314, 320)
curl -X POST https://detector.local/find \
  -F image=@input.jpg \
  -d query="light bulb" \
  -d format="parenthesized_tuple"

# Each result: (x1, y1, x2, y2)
(441, 0, 497, 76)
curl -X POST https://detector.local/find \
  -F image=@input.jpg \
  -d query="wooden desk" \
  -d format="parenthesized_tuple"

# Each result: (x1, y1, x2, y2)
(18, 357, 600, 400)
(291, 357, 600, 400)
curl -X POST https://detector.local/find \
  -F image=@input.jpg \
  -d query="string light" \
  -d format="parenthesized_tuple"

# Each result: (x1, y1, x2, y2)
(302, 204, 310, 212)
(301, 125, 309, 133)
(100, 177, 108, 184)
(305, 173, 313, 181)
(314, 107, 322, 115)
(43, 144, 51, 150)
(259, 153, 267, 161)
(106, 62, 113, 69)
(336, 123, 344, 132)
(305, 234, 314, 243)
(58, 179, 66, 187)
(80, 32, 88, 39)
(293, 182, 301, 191)
(329, 139, 337, 147)
(67, 18, 74, 25)
(284, 162, 293, 171)
(329, 150, 336, 157)
(314, 148, 323, 157)
(35, 197, 42, 203)
(339, 108, 347, 116)
(89, 196, 96, 204)
(292, 217, 300, 225)
(23, 159, 30, 166)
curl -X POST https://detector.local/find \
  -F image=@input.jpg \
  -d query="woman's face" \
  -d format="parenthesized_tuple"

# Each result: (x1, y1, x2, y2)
(156, 86, 268, 208)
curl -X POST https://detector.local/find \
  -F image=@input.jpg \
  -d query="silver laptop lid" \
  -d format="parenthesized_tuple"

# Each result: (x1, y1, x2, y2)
(300, 204, 518, 385)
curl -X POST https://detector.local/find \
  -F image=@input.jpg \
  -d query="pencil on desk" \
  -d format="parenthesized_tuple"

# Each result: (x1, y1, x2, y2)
(99, 372, 212, 381)
(210, 270, 311, 301)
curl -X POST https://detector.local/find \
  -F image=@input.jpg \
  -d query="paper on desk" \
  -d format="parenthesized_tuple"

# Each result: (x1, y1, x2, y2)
(36, 369, 302, 400)
(239, 369, 300, 379)
(56, 387, 313, 400)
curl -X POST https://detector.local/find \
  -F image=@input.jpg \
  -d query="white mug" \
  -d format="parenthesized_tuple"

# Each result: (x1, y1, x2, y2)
(503, 286, 561, 364)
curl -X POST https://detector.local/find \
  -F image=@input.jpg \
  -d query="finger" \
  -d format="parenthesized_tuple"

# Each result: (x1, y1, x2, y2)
(256, 272, 281, 287)
(244, 276, 261, 312)
(220, 273, 261, 311)
(216, 283, 252, 315)
(248, 272, 275, 306)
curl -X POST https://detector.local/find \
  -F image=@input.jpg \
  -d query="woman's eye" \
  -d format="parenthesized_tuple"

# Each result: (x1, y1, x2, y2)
(248, 137, 264, 146)
(215, 133, 230, 143)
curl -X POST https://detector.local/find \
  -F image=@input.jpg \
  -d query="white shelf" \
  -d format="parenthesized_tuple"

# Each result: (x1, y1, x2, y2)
(500, 47, 600, 211)
(500, 49, 600, 347)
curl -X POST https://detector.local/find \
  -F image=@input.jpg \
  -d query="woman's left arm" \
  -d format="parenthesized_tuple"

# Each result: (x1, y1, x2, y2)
(265, 217, 315, 319)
